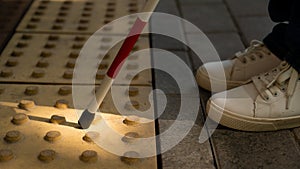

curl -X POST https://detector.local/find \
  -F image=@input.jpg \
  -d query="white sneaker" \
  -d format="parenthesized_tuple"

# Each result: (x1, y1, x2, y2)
(196, 40, 282, 92)
(207, 62, 300, 131)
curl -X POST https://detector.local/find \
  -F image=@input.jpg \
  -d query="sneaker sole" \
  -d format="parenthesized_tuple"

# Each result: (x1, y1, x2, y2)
(206, 100, 300, 131)
(196, 68, 243, 92)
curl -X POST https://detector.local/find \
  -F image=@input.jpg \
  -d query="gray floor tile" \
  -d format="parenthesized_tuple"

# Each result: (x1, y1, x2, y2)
(186, 32, 244, 71)
(150, 13, 187, 51)
(182, 3, 237, 33)
(151, 35, 188, 51)
(237, 16, 275, 45)
(292, 128, 300, 144)
(153, 50, 198, 95)
(179, 0, 222, 5)
(155, 94, 202, 123)
(159, 120, 216, 169)
(211, 129, 300, 169)
(225, 0, 269, 17)
(154, 0, 180, 16)
(207, 32, 245, 60)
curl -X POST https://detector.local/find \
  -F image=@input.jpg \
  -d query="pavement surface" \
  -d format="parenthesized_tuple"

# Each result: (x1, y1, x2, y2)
(1, 0, 300, 169)
(151, 0, 300, 169)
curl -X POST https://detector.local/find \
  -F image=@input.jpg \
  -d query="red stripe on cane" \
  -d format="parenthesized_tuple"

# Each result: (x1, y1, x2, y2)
(107, 18, 147, 79)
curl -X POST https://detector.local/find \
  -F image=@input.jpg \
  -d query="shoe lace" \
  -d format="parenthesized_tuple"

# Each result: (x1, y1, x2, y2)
(234, 40, 270, 64)
(252, 61, 299, 109)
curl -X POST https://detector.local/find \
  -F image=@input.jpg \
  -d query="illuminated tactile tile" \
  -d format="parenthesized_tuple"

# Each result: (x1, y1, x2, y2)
(121, 132, 139, 143)
(120, 151, 141, 165)
(0, 149, 14, 162)
(12, 113, 29, 125)
(0, 103, 157, 168)
(0, 84, 153, 115)
(50, 115, 67, 124)
(55, 99, 69, 109)
(123, 115, 140, 126)
(0, 33, 151, 85)
(18, 100, 35, 110)
(82, 131, 100, 143)
(38, 149, 56, 163)
(79, 150, 98, 163)
(44, 131, 61, 142)
(4, 130, 22, 143)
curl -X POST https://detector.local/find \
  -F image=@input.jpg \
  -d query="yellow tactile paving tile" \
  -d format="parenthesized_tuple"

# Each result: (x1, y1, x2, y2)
(17, 0, 148, 35)
(0, 33, 151, 85)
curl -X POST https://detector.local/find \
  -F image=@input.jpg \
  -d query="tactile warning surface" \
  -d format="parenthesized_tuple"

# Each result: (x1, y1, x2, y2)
(0, 84, 153, 115)
(0, 0, 157, 168)
(0, 102, 157, 169)
(0, 33, 151, 85)
(17, 0, 147, 34)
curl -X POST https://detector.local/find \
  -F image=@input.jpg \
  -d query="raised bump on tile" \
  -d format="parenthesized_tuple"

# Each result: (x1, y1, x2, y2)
(18, 100, 35, 110)
(11, 113, 29, 125)
(55, 99, 69, 109)
(80, 150, 98, 163)
(24, 86, 39, 96)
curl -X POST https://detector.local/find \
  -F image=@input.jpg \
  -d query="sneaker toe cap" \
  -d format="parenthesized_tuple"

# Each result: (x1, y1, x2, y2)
(196, 61, 233, 91)
(209, 84, 258, 117)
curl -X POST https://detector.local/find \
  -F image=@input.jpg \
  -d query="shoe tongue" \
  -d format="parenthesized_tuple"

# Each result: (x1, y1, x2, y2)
(276, 67, 292, 84)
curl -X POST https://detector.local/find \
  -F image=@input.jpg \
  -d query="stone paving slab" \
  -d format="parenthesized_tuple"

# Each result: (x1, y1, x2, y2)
(225, 0, 269, 17)
(211, 129, 300, 169)
(292, 128, 300, 144)
(155, 94, 202, 124)
(179, 0, 222, 5)
(151, 35, 187, 51)
(236, 16, 275, 45)
(206, 33, 245, 60)
(186, 32, 245, 71)
(154, 89, 214, 169)
(152, 50, 196, 95)
(154, 0, 180, 16)
(179, 1, 300, 169)
(159, 120, 215, 169)
(150, 10, 187, 51)
(153, 51, 192, 95)
(181, 3, 237, 33)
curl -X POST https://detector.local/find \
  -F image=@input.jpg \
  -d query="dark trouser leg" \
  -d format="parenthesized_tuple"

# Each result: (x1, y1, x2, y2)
(285, 0, 300, 72)
(263, 23, 289, 61)
(263, 0, 300, 72)
(267, 0, 291, 22)
(263, 0, 291, 60)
